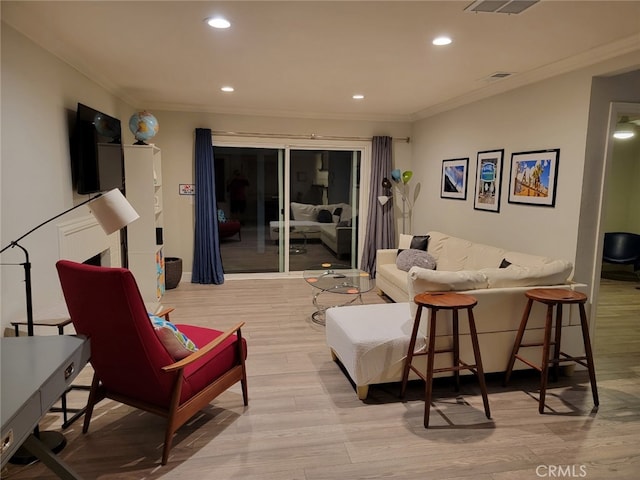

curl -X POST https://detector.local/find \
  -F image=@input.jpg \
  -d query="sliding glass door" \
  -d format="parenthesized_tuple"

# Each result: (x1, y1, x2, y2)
(213, 142, 363, 274)
(213, 146, 281, 273)
(288, 149, 360, 271)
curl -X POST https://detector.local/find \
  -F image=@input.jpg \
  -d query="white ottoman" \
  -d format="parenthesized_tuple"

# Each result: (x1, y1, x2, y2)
(325, 302, 424, 399)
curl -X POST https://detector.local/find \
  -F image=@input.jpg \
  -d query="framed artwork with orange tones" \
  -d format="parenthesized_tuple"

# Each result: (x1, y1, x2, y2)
(508, 149, 560, 207)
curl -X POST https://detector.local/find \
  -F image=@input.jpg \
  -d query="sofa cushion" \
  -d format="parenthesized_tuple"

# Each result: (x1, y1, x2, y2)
(396, 249, 436, 272)
(407, 267, 489, 317)
(398, 234, 429, 251)
(480, 261, 573, 288)
(290, 202, 318, 221)
(504, 251, 564, 268)
(434, 236, 507, 271)
(149, 315, 199, 360)
(408, 267, 489, 292)
(317, 209, 333, 223)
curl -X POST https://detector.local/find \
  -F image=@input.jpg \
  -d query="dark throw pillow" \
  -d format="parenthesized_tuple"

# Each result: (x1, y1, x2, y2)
(410, 235, 430, 251)
(333, 207, 343, 218)
(396, 249, 437, 272)
(317, 209, 333, 223)
(499, 258, 512, 268)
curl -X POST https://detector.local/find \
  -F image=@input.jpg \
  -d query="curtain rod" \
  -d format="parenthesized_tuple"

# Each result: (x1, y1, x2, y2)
(211, 130, 410, 143)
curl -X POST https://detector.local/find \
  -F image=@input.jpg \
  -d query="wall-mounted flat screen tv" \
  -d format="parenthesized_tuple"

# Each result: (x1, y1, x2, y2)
(71, 103, 124, 194)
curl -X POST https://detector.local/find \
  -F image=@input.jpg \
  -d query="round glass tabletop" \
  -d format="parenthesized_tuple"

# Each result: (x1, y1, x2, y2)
(303, 263, 374, 294)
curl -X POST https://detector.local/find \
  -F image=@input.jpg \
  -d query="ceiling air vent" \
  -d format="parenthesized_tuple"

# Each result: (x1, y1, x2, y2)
(465, 0, 539, 14)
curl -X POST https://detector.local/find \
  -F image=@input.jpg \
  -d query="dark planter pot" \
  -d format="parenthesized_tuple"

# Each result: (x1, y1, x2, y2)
(164, 257, 182, 290)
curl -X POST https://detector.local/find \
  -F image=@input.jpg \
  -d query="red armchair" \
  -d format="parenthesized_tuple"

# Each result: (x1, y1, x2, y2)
(218, 219, 242, 240)
(56, 260, 248, 465)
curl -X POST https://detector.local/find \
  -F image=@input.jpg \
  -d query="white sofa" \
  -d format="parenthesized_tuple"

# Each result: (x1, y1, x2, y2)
(269, 202, 354, 257)
(326, 231, 588, 399)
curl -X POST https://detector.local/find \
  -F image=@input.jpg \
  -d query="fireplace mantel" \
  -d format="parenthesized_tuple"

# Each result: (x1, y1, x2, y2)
(57, 215, 121, 266)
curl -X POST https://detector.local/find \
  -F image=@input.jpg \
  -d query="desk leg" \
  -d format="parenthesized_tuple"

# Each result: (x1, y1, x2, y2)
(22, 434, 83, 480)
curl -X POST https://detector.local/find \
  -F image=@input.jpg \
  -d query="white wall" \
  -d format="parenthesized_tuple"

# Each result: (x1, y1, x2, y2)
(0, 24, 411, 333)
(410, 54, 640, 290)
(604, 135, 640, 233)
(152, 111, 411, 273)
(576, 70, 640, 307)
(1, 24, 133, 333)
(410, 72, 592, 262)
(2, 20, 638, 336)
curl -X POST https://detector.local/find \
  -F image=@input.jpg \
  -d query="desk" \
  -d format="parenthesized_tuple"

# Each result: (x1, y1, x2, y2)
(1, 335, 90, 479)
(11, 303, 89, 429)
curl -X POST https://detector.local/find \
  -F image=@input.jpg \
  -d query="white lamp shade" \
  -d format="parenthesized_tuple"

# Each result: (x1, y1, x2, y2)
(378, 195, 392, 206)
(89, 189, 139, 235)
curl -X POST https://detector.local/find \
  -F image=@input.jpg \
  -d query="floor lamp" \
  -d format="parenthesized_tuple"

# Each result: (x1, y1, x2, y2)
(0, 188, 139, 461)
(378, 174, 413, 235)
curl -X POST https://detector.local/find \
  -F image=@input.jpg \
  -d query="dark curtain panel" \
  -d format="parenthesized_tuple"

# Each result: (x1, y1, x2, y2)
(362, 136, 395, 277)
(191, 128, 224, 284)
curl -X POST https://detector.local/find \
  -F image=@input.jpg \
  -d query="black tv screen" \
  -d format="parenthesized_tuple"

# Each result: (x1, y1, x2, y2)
(71, 103, 124, 194)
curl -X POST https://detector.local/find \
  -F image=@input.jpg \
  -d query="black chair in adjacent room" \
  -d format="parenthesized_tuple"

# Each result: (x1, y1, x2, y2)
(602, 232, 640, 283)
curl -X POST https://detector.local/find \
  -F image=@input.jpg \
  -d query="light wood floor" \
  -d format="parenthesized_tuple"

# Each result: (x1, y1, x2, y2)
(219, 225, 349, 274)
(3, 278, 639, 480)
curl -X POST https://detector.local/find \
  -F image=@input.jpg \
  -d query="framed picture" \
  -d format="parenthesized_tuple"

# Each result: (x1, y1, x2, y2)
(508, 149, 560, 207)
(473, 149, 504, 212)
(441, 158, 469, 200)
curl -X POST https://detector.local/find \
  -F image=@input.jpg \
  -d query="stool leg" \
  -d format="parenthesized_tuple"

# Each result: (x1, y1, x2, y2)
(401, 305, 423, 398)
(452, 308, 460, 392)
(578, 303, 599, 407)
(467, 307, 491, 419)
(539, 304, 555, 414)
(424, 308, 438, 428)
(552, 302, 563, 382)
(504, 298, 533, 386)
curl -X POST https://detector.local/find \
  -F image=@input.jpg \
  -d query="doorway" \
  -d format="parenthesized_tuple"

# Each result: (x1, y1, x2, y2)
(599, 103, 640, 284)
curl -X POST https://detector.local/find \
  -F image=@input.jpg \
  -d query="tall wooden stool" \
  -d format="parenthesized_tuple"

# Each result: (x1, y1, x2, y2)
(400, 292, 491, 427)
(504, 288, 599, 413)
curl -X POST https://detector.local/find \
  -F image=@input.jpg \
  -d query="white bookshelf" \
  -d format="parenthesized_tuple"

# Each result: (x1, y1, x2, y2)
(123, 144, 165, 310)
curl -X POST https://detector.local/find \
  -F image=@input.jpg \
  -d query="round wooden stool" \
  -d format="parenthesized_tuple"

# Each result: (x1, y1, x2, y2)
(503, 288, 599, 413)
(400, 292, 491, 427)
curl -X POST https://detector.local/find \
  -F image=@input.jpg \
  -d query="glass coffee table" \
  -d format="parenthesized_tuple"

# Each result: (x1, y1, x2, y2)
(303, 263, 374, 325)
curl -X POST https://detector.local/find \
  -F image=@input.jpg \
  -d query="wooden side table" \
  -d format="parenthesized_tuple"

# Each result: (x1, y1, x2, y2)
(400, 291, 491, 427)
(503, 288, 599, 413)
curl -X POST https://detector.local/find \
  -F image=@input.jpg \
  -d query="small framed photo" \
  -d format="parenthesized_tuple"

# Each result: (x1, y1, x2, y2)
(474, 149, 504, 213)
(441, 158, 469, 200)
(508, 149, 560, 207)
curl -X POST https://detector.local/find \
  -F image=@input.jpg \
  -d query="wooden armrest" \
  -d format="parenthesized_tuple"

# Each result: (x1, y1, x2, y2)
(155, 307, 175, 320)
(161, 322, 245, 372)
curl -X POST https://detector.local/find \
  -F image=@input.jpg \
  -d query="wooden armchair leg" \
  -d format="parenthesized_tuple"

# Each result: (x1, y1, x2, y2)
(82, 373, 101, 434)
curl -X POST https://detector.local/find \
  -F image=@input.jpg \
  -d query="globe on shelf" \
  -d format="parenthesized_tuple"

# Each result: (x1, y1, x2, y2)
(128, 111, 159, 145)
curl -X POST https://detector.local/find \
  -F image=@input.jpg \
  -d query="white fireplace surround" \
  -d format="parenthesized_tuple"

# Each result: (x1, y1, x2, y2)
(57, 215, 121, 266)
(9, 215, 121, 336)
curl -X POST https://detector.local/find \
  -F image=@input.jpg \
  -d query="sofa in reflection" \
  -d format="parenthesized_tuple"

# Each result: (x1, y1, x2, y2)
(269, 202, 353, 258)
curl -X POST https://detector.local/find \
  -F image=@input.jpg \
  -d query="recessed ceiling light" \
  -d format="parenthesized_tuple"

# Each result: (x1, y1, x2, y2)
(206, 17, 230, 29)
(432, 36, 452, 46)
(221, 86, 234, 93)
(352, 94, 365, 100)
